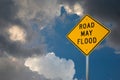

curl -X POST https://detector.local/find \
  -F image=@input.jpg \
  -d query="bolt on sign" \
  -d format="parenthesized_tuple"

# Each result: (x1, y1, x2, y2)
(66, 15, 110, 56)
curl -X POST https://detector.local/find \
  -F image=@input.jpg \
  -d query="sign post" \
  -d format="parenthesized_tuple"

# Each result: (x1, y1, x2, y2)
(66, 15, 110, 80)
(86, 56, 89, 80)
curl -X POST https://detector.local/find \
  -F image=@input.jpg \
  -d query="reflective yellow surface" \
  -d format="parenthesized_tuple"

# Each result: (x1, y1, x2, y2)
(67, 15, 110, 56)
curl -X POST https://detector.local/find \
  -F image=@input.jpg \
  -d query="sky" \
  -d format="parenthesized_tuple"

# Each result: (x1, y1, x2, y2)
(0, 0, 120, 80)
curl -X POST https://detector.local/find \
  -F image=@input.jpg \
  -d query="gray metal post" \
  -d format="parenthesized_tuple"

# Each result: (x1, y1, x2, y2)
(86, 56, 89, 80)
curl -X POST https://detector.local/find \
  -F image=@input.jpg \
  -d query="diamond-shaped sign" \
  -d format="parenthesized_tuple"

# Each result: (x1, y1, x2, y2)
(66, 15, 110, 56)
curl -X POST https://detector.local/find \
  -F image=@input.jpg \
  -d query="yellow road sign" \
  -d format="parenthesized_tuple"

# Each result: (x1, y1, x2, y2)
(66, 15, 110, 56)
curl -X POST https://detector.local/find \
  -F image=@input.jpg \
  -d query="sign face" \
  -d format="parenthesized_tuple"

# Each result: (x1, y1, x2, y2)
(66, 15, 110, 56)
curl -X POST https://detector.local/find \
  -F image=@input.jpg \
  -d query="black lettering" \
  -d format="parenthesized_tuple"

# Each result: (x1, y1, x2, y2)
(81, 31, 85, 36)
(91, 22, 95, 28)
(86, 31, 89, 36)
(81, 30, 93, 36)
(79, 22, 95, 29)
(87, 23, 91, 28)
(79, 24, 82, 29)
(77, 39, 80, 44)
(77, 39, 84, 44)
(89, 30, 93, 35)
(84, 38, 88, 44)
(81, 39, 84, 44)
(83, 23, 86, 29)
(77, 37, 97, 45)
(93, 37, 97, 43)
(89, 38, 92, 44)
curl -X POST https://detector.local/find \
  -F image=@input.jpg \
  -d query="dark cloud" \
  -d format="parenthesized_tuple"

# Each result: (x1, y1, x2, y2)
(0, 0, 17, 22)
(58, 0, 119, 21)
(0, 0, 22, 29)
(81, 0, 120, 51)
(0, 0, 46, 57)
(0, 55, 48, 80)
(83, 0, 120, 21)
(0, 0, 76, 80)
(0, 0, 16, 31)
(58, 0, 84, 10)
(0, 34, 45, 57)
(0, 25, 45, 57)
(106, 23, 120, 50)
(58, 0, 120, 51)
(58, 0, 80, 5)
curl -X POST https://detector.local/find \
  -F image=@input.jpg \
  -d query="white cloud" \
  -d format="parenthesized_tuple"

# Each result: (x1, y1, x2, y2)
(14, 0, 61, 29)
(0, 53, 48, 80)
(25, 52, 76, 80)
(73, 3, 84, 16)
(8, 25, 26, 43)
(114, 51, 120, 54)
(63, 3, 83, 16)
(13, 0, 83, 30)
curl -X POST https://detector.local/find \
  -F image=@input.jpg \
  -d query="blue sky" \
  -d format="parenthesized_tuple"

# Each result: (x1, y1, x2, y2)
(43, 7, 120, 80)
(0, 0, 120, 80)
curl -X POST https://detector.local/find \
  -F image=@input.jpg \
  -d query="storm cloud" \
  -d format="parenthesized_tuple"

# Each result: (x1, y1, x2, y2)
(0, 0, 78, 80)
(81, 0, 120, 52)
(0, 0, 60, 57)
(0, 53, 49, 80)
(1, 0, 120, 80)
(59, 0, 120, 52)
(0, 0, 83, 57)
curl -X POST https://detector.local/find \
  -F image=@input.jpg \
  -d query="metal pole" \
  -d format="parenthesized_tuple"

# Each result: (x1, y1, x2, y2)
(86, 56, 89, 80)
